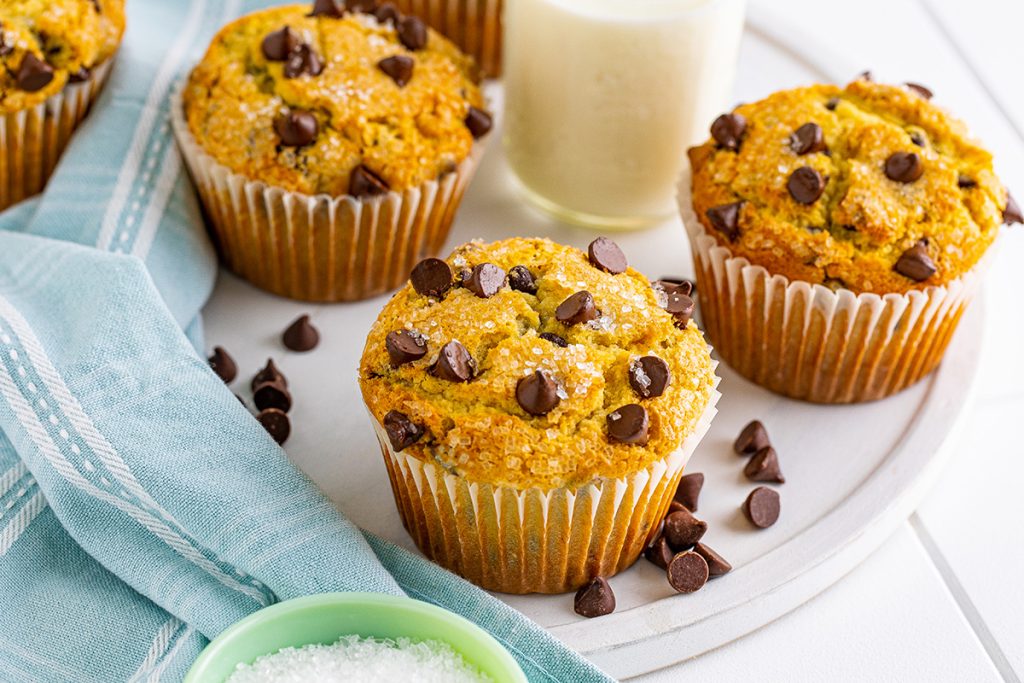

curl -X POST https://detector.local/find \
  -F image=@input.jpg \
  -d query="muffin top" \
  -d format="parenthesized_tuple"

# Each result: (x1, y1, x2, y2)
(183, 3, 489, 197)
(688, 79, 1017, 294)
(0, 0, 125, 113)
(359, 237, 717, 490)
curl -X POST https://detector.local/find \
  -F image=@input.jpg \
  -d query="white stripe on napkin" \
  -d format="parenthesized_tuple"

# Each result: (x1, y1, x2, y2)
(146, 623, 196, 683)
(0, 461, 27, 497)
(0, 489, 45, 556)
(128, 617, 194, 683)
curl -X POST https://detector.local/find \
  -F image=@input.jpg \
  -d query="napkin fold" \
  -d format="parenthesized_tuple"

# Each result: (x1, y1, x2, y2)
(0, 1, 612, 681)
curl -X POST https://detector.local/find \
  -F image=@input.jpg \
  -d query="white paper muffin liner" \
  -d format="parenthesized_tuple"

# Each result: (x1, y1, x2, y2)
(170, 86, 486, 302)
(368, 378, 720, 594)
(678, 166, 989, 403)
(392, 0, 503, 77)
(0, 57, 114, 211)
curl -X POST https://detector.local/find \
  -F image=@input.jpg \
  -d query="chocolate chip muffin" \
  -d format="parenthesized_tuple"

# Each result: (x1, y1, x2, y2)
(359, 237, 719, 593)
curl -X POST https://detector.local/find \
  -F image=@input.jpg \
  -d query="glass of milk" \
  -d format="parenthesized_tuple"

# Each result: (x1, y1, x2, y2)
(502, 0, 746, 229)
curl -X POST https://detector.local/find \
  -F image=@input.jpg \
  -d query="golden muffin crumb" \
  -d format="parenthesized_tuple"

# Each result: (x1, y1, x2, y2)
(182, 4, 486, 196)
(359, 237, 717, 490)
(688, 79, 1011, 294)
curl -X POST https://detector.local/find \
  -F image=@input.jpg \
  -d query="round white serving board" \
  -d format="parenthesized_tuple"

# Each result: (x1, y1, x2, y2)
(202, 8, 984, 680)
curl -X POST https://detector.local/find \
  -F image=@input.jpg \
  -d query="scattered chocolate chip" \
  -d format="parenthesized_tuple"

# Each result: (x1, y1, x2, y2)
(281, 314, 319, 352)
(538, 332, 568, 348)
(957, 175, 976, 189)
(383, 409, 424, 451)
(516, 370, 561, 416)
(274, 110, 318, 147)
(629, 356, 671, 399)
(787, 167, 826, 204)
(744, 446, 785, 484)
(309, 0, 345, 17)
(663, 508, 707, 550)
(663, 289, 695, 330)
(885, 152, 924, 183)
(465, 106, 493, 139)
(743, 486, 780, 528)
(284, 44, 324, 78)
(607, 404, 649, 446)
(378, 54, 414, 87)
(349, 164, 390, 197)
(464, 263, 506, 298)
(430, 340, 476, 382)
(252, 358, 287, 391)
(16, 53, 54, 92)
(507, 265, 537, 294)
(910, 131, 926, 147)
(397, 16, 428, 50)
(790, 122, 826, 155)
(258, 408, 291, 444)
(674, 472, 704, 512)
(825, 97, 839, 111)
(734, 420, 769, 455)
(574, 576, 615, 618)
(693, 542, 732, 577)
(373, 2, 401, 23)
(386, 329, 427, 366)
(710, 113, 746, 151)
(894, 240, 936, 281)
(208, 347, 237, 383)
(253, 380, 292, 413)
(587, 237, 627, 274)
(706, 201, 743, 241)
(667, 551, 709, 594)
(556, 291, 599, 326)
(262, 26, 300, 61)
(68, 67, 91, 83)
(1005, 192, 1023, 225)
(905, 82, 933, 99)
(655, 277, 694, 296)
(644, 535, 675, 570)
(410, 258, 453, 298)
(668, 500, 687, 516)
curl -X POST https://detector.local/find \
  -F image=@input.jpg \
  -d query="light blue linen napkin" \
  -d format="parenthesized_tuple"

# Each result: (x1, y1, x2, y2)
(0, 1, 613, 681)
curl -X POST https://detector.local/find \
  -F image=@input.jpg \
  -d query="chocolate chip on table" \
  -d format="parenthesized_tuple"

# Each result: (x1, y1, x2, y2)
(587, 237, 627, 274)
(284, 44, 324, 78)
(787, 167, 825, 204)
(252, 358, 287, 391)
(262, 26, 300, 61)
(574, 576, 615, 618)
(744, 446, 785, 484)
(253, 380, 292, 413)
(1005, 192, 1023, 225)
(705, 201, 743, 241)
(465, 106, 493, 139)
(663, 508, 707, 550)
(667, 500, 687, 516)
(464, 263, 506, 298)
(628, 356, 671, 399)
(309, 0, 345, 17)
(894, 240, 936, 282)
(386, 329, 427, 366)
(905, 82, 933, 99)
(644, 535, 675, 570)
(885, 152, 924, 183)
(743, 486, 781, 528)
(710, 113, 746, 151)
(258, 408, 291, 445)
(674, 472, 704, 512)
(410, 258, 453, 298)
(606, 404, 649, 445)
(957, 175, 976, 189)
(538, 332, 568, 347)
(516, 370, 561, 416)
(790, 122, 826, 155)
(734, 420, 769, 455)
(378, 54, 414, 87)
(693, 542, 732, 577)
(397, 16, 428, 51)
(383, 410, 424, 451)
(430, 340, 476, 382)
(507, 265, 537, 294)
(274, 110, 318, 147)
(208, 346, 237, 383)
(556, 291, 599, 326)
(349, 164, 390, 197)
(282, 314, 320, 352)
(373, 2, 401, 24)
(667, 551, 709, 594)
(16, 53, 54, 92)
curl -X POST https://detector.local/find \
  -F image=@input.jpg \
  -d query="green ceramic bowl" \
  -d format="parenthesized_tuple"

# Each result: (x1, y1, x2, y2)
(184, 592, 527, 683)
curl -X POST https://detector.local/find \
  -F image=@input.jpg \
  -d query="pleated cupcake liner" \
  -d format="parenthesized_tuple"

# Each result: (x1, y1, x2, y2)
(678, 166, 989, 403)
(369, 378, 720, 595)
(170, 86, 486, 303)
(391, 0, 503, 77)
(0, 57, 115, 212)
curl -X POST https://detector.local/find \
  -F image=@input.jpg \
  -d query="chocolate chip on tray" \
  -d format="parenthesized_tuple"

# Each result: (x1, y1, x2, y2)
(386, 329, 427, 366)
(516, 370, 561, 416)
(538, 332, 568, 348)
(349, 164, 390, 197)
(274, 110, 318, 147)
(693, 542, 732, 577)
(378, 54, 414, 87)
(383, 410, 423, 451)
(258, 408, 291, 444)
(744, 446, 785, 484)
(574, 577, 615, 618)
(705, 202, 743, 241)
(734, 420, 769, 455)
(282, 314, 320, 352)
(629, 356, 671, 399)
(644, 535, 675, 570)
(252, 358, 287, 391)
(208, 346, 237, 383)
(674, 472, 704, 512)
(790, 122, 826, 155)
(743, 486, 781, 528)
(587, 237, 627, 274)
(667, 499, 686, 516)
(663, 508, 708, 550)
(894, 240, 936, 282)
(606, 404, 649, 446)
(397, 15, 428, 51)
(410, 258, 453, 298)
(787, 166, 825, 204)
(507, 265, 537, 294)
(1004, 192, 1023, 225)
(556, 291, 599, 326)
(464, 263, 506, 298)
(667, 551, 709, 594)
(253, 380, 292, 413)
(465, 106, 493, 139)
(710, 112, 746, 151)
(16, 53, 54, 92)
(430, 340, 476, 382)
(885, 152, 924, 183)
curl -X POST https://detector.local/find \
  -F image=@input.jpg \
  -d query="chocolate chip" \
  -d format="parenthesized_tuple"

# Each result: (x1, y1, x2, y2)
(373, 2, 401, 23)
(252, 358, 287, 391)
(347, 0, 378, 11)
(16, 53, 54, 92)
(894, 240, 936, 281)
(734, 420, 769, 455)
(284, 44, 324, 78)
(378, 54, 414, 87)
(856, 70, 873, 81)
(349, 164, 390, 197)
(909, 132, 926, 147)
(68, 67, 90, 83)
(787, 167, 825, 204)
(556, 291, 598, 326)
(667, 551, 709, 594)
(430, 341, 476, 382)
(663, 508, 707, 550)
(607, 404, 649, 446)
(663, 290, 695, 330)
(258, 408, 291, 444)
(253, 380, 292, 413)
(574, 576, 615, 618)
(825, 97, 839, 111)
(744, 446, 785, 483)
(706, 201, 743, 241)
(465, 106, 493, 139)
(743, 486, 780, 528)
(693, 542, 732, 577)
(538, 332, 568, 347)
(655, 277, 694, 296)
(397, 16, 428, 50)
(668, 500, 687, 516)
(262, 26, 300, 61)
(274, 111, 318, 147)
(410, 258, 453, 298)
(383, 410, 423, 451)
(507, 265, 537, 294)
(629, 356, 671, 399)
(516, 370, 561, 416)
(309, 0, 345, 17)
(957, 175, 976, 189)
(587, 237, 627, 274)
(281, 314, 320, 352)
(674, 472, 704, 512)
(905, 82, 933, 99)
(1005, 192, 1023, 225)
(208, 347, 237, 383)
(885, 152, 924, 183)
(790, 122, 826, 155)
(386, 329, 427, 366)
(464, 263, 506, 298)
(710, 113, 746, 151)
(644, 535, 675, 570)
